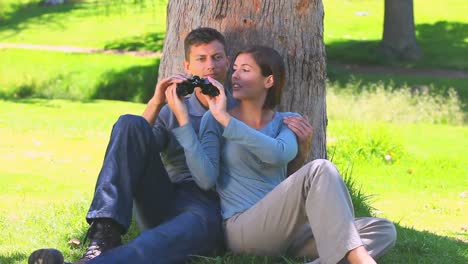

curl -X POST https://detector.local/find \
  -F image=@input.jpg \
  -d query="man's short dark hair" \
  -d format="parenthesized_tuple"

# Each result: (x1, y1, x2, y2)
(184, 27, 227, 61)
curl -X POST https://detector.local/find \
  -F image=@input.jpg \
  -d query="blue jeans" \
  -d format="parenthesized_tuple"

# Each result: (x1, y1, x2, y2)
(85, 115, 223, 264)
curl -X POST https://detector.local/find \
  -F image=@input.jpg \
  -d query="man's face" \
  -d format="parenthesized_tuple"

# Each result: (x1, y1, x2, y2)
(184, 40, 229, 84)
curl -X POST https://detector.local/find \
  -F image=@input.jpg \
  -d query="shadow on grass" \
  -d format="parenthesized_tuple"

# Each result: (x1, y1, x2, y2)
(104, 32, 165, 52)
(378, 224, 468, 264)
(0, 1, 84, 39)
(92, 58, 160, 103)
(0, 58, 160, 104)
(187, 224, 468, 264)
(0, 252, 29, 264)
(326, 21, 468, 70)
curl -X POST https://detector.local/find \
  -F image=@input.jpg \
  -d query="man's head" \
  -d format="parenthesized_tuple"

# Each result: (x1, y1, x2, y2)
(183, 27, 229, 84)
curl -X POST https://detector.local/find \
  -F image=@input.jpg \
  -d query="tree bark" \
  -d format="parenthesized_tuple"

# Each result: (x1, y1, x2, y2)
(378, 0, 422, 60)
(159, 0, 327, 160)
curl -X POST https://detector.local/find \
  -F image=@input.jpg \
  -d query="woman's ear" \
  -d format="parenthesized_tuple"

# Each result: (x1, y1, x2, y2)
(264, 75, 274, 89)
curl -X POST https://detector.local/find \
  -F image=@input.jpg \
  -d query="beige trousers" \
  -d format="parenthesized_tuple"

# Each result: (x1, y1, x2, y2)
(224, 159, 396, 264)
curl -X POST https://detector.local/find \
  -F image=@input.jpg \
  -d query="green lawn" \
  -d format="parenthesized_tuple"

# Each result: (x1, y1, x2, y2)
(1, 98, 467, 263)
(328, 121, 468, 240)
(0, 0, 167, 48)
(0, 49, 159, 102)
(1, 0, 467, 263)
(327, 65, 468, 112)
(0, 99, 145, 263)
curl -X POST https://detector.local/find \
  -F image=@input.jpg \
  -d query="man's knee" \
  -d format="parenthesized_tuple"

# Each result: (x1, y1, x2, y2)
(115, 114, 148, 129)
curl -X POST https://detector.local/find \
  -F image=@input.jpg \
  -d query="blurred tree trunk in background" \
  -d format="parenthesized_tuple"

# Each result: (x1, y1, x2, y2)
(42, 0, 65, 5)
(159, 0, 327, 161)
(378, 0, 422, 60)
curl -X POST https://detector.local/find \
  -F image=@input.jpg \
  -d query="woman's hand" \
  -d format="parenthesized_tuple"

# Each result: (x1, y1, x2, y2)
(204, 77, 231, 127)
(165, 84, 189, 126)
(284, 115, 313, 176)
(283, 115, 313, 152)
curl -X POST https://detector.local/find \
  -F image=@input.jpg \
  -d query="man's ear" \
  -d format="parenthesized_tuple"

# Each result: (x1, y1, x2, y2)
(265, 75, 274, 89)
(183, 60, 191, 74)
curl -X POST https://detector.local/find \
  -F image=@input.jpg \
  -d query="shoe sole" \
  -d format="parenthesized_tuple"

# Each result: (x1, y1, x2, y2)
(28, 248, 64, 264)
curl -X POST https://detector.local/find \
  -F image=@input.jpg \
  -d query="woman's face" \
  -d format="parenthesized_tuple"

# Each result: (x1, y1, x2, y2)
(231, 53, 272, 102)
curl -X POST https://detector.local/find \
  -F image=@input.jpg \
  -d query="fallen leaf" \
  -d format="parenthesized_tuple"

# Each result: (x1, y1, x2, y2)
(68, 238, 81, 247)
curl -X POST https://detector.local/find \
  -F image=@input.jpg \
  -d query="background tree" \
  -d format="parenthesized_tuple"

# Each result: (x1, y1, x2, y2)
(159, 0, 327, 160)
(378, 0, 422, 60)
(42, 0, 65, 5)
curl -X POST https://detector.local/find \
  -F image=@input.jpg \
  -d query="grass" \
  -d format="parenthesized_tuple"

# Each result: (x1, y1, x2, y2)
(1, 0, 467, 263)
(328, 121, 467, 239)
(326, 82, 465, 124)
(0, 0, 167, 48)
(0, 99, 145, 263)
(327, 65, 468, 110)
(326, 87, 467, 244)
(1, 88, 467, 263)
(0, 49, 159, 102)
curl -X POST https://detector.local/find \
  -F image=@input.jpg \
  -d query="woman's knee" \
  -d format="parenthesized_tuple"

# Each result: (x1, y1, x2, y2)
(302, 159, 342, 183)
(379, 218, 397, 248)
(362, 217, 397, 250)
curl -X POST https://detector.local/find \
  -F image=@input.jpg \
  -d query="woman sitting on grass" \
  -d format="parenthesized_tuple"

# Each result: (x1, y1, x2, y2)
(166, 46, 396, 264)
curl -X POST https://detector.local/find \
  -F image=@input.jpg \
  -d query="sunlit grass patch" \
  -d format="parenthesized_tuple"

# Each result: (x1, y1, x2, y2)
(327, 81, 465, 125)
(0, 0, 167, 48)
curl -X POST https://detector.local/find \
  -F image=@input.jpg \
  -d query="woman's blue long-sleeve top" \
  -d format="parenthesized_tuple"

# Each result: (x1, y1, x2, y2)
(173, 111, 299, 219)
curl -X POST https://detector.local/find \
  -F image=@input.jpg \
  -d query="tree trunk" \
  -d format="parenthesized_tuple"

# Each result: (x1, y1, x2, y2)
(159, 0, 327, 160)
(42, 0, 65, 5)
(378, 0, 422, 60)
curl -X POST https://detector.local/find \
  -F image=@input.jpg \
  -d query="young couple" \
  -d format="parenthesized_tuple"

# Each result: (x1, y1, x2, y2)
(29, 27, 395, 264)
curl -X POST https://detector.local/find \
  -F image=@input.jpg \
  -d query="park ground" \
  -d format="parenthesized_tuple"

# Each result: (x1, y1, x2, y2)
(0, 0, 467, 263)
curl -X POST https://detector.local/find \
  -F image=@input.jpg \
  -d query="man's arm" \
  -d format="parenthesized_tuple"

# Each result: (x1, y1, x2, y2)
(142, 98, 165, 126)
(142, 75, 187, 126)
(283, 115, 313, 176)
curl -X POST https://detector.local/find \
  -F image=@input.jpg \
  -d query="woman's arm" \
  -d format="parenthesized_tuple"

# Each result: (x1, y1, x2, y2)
(202, 77, 298, 166)
(222, 115, 298, 166)
(172, 112, 221, 190)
